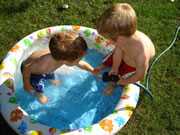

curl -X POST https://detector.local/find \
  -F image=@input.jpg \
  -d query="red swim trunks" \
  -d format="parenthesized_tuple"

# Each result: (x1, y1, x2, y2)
(103, 53, 136, 76)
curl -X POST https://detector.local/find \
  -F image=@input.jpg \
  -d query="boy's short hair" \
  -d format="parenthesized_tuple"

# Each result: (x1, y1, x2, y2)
(96, 3, 137, 39)
(49, 32, 87, 61)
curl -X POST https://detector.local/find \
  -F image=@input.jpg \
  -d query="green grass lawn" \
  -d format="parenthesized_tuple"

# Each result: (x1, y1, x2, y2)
(0, 0, 179, 135)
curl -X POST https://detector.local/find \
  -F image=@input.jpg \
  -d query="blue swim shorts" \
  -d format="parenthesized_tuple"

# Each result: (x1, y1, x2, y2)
(21, 63, 55, 93)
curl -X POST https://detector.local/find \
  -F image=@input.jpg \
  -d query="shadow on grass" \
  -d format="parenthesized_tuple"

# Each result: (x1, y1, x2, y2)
(0, 0, 30, 15)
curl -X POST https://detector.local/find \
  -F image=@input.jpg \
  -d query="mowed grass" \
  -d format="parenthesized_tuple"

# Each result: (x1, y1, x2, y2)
(0, 0, 179, 135)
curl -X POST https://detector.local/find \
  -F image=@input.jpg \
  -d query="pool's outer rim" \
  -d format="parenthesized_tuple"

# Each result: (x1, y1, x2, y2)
(0, 25, 140, 135)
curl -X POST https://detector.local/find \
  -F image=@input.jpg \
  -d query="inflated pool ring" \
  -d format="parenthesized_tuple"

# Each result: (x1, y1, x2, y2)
(0, 25, 140, 135)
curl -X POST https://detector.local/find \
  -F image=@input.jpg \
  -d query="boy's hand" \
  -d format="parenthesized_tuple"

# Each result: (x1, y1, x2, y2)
(109, 69, 118, 76)
(92, 68, 101, 75)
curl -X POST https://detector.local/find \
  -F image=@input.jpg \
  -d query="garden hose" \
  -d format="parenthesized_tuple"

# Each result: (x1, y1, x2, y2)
(135, 25, 180, 99)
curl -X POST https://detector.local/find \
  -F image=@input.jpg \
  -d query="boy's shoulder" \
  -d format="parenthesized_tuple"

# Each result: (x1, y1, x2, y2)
(29, 49, 50, 59)
(25, 49, 51, 65)
(136, 31, 154, 46)
(136, 30, 149, 39)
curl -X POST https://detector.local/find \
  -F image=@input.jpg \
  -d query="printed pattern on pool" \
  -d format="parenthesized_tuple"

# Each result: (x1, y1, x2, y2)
(0, 25, 140, 135)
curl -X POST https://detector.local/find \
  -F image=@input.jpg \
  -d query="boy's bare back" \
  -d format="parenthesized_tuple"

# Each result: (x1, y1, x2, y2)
(118, 30, 155, 70)
(24, 49, 61, 75)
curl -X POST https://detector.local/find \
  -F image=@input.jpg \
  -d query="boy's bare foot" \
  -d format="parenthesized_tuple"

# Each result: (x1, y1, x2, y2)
(50, 80, 60, 86)
(104, 83, 115, 95)
(36, 93, 48, 104)
(27, 90, 48, 104)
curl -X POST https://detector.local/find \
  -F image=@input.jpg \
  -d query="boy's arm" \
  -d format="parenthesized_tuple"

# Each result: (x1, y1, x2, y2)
(77, 60, 94, 73)
(110, 46, 122, 75)
(118, 55, 148, 85)
(22, 63, 34, 91)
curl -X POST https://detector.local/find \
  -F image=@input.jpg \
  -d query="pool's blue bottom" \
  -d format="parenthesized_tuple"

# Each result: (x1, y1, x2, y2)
(16, 49, 122, 131)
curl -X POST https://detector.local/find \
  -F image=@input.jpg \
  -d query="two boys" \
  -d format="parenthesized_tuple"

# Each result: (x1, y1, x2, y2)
(22, 3, 155, 103)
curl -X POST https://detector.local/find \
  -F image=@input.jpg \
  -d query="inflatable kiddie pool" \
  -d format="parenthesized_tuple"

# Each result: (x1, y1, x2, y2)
(0, 25, 140, 135)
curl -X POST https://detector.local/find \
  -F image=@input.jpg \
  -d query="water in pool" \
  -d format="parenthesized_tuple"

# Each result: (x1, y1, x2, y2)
(16, 49, 123, 131)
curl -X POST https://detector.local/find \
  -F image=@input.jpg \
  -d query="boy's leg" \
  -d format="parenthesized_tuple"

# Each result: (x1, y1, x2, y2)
(30, 75, 48, 103)
(104, 82, 116, 95)
(46, 72, 60, 86)
(50, 79, 60, 86)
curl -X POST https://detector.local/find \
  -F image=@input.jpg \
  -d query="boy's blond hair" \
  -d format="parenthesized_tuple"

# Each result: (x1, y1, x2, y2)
(96, 3, 137, 39)
(49, 32, 87, 61)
